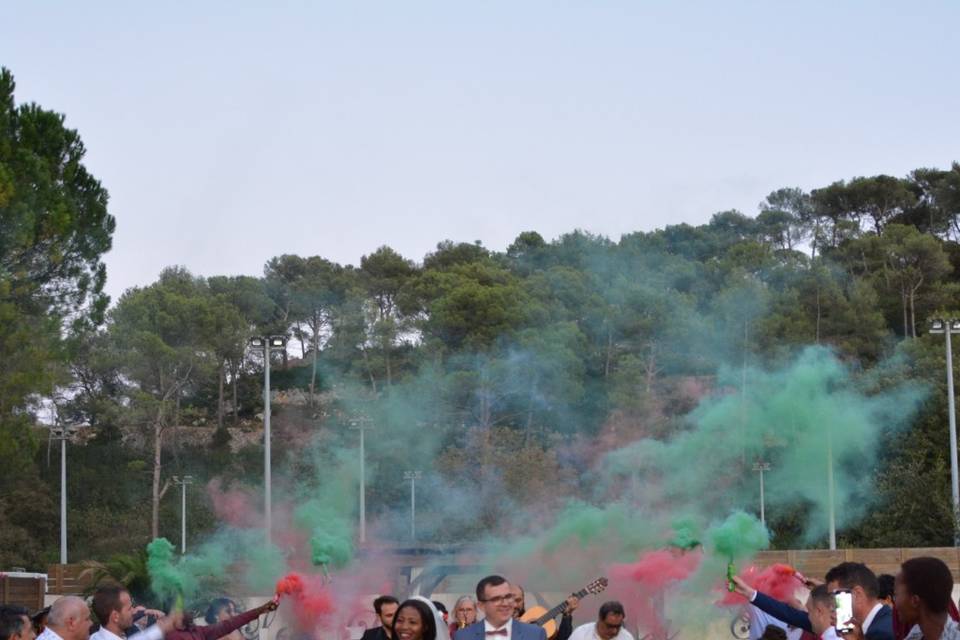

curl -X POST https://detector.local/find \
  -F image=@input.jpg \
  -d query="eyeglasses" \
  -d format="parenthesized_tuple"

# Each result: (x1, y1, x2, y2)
(479, 595, 514, 605)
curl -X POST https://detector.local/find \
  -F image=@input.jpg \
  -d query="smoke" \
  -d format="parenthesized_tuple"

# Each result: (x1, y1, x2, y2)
(140, 239, 929, 639)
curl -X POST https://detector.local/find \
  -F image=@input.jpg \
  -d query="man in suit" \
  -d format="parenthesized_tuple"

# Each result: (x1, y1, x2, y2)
(361, 596, 400, 640)
(734, 562, 893, 640)
(824, 563, 892, 640)
(457, 576, 546, 640)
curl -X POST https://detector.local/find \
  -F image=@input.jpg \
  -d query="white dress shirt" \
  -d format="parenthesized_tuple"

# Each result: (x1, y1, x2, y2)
(861, 603, 884, 635)
(37, 628, 66, 640)
(484, 618, 513, 640)
(90, 624, 164, 640)
(567, 622, 634, 640)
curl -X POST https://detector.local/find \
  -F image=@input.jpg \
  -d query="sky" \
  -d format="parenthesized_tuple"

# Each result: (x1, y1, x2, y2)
(3, 1, 959, 301)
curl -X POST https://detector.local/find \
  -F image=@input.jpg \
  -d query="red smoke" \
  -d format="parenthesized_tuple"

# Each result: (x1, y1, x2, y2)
(206, 479, 261, 528)
(608, 549, 702, 639)
(275, 572, 335, 629)
(718, 563, 804, 606)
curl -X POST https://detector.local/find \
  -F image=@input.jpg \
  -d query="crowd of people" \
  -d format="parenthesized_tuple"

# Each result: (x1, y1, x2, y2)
(731, 556, 959, 640)
(1, 559, 958, 640)
(360, 575, 629, 640)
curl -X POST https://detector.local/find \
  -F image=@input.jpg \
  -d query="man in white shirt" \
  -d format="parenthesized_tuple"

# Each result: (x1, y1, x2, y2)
(567, 602, 634, 640)
(89, 586, 176, 640)
(37, 597, 93, 640)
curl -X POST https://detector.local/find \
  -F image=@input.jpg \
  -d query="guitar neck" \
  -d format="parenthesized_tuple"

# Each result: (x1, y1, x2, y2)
(534, 587, 591, 625)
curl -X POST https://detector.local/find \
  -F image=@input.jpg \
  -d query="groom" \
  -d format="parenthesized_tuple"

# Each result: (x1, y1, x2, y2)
(458, 576, 547, 640)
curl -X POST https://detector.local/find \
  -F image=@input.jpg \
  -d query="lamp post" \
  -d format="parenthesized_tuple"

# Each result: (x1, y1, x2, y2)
(403, 470, 422, 541)
(172, 475, 194, 553)
(51, 423, 84, 564)
(349, 414, 371, 544)
(248, 335, 288, 545)
(930, 318, 960, 545)
(752, 461, 770, 526)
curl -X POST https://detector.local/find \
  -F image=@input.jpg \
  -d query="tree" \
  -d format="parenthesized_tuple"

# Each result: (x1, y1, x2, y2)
(359, 246, 417, 388)
(0, 67, 115, 472)
(108, 268, 218, 538)
(757, 187, 813, 252)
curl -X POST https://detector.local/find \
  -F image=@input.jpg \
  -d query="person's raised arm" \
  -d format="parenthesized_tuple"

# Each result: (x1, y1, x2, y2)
(198, 601, 277, 640)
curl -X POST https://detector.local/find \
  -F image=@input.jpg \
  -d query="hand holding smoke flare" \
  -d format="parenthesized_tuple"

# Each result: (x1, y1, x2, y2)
(274, 572, 334, 630)
(707, 511, 770, 595)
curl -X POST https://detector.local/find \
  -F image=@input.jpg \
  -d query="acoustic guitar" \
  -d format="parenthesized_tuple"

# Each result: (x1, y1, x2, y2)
(519, 577, 609, 638)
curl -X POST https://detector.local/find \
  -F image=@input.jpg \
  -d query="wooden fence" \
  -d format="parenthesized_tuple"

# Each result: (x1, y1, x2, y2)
(754, 547, 960, 580)
(46, 564, 91, 596)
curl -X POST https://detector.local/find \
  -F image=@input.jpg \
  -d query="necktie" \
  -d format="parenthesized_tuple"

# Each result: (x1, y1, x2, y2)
(486, 630, 508, 636)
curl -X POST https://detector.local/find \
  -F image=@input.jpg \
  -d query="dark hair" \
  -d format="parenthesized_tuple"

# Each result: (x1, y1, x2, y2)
(759, 626, 787, 640)
(825, 562, 879, 599)
(32, 607, 50, 634)
(476, 576, 508, 602)
(0, 606, 30, 640)
(878, 574, 895, 601)
(205, 598, 237, 625)
(808, 585, 834, 608)
(93, 585, 128, 626)
(374, 596, 400, 615)
(432, 602, 447, 615)
(392, 600, 437, 640)
(901, 557, 954, 614)
(598, 601, 625, 620)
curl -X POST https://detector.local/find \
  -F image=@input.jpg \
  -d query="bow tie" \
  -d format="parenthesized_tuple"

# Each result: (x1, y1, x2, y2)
(486, 630, 508, 636)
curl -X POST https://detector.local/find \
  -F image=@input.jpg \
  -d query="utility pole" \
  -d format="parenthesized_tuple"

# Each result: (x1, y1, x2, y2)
(752, 461, 771, 526)
(930, 318, 960, 545)
(403, 470, 422, 541)
(248, 335, 288, 545)
(173, 475, 194, 553)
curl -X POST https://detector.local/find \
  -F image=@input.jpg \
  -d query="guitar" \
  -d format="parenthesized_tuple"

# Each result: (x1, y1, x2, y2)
(519, 577, 609, 638)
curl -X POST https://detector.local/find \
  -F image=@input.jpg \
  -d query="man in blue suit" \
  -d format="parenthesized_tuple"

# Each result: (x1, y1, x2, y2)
(457, 576, 547, 640)
(733, 562, 893, 640)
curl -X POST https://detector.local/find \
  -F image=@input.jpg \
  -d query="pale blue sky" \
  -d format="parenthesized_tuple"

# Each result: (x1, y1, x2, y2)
(4, 2, 958, 300)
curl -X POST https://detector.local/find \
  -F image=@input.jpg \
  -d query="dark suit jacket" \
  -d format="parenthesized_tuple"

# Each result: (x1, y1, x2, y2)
(752, 593, 894, 640)
(864, 605, 893, 640)
(361, 627, 390, 640)
(456, 621, 547, 640)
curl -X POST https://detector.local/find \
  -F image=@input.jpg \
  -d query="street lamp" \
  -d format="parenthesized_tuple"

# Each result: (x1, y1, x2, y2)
(172, 475, 194, 554)
(752, 461, 771, 527)
(403, 470, 422, 541)
(349, 414, 372, 544)
(248, 335, 288, 545)
(930, 318, 960, 545)
(51, 423, 85, 564)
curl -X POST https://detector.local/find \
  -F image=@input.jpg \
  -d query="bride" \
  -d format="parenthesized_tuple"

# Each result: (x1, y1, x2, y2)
(391, 598, 451, 640)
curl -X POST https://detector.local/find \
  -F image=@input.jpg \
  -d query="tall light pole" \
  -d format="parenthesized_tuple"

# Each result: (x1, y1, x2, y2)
(752, 461, 770, 527)
(827, 429, 837, 550)
(350, 414, 371, 544)
(403, 470, 422, 541)
(930, 318, 960, 545)
(248, 335, 288, 545)
(172, 475, 194, 553)
(51, 424, 83, 564)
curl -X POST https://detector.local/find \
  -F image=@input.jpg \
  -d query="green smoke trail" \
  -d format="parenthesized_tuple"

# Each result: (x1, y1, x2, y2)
(146, 538, 188, 602)
(707, 510, 769, 560)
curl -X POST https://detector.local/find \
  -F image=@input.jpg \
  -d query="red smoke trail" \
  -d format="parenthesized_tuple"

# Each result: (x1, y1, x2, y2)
(608, 549, 702, 639)
(275, 572, 335, 629)
(206, 479, 261, 528)
(717, 563, 805, 606)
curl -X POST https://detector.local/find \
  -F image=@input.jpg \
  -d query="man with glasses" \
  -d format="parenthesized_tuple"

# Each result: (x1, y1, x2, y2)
(567, 602, 632, 640)
(457, 576, 546, 640)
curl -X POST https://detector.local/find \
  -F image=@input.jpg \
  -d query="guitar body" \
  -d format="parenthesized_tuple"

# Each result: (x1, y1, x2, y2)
(520, 608, 557, 638)
(519, 577, 608, 639)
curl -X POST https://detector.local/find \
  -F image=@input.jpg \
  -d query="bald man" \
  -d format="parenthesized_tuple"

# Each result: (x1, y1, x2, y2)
(38, 597, 92, 640)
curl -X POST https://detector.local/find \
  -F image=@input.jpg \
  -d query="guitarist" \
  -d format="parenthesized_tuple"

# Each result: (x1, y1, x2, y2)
(512, 586, 580, 640)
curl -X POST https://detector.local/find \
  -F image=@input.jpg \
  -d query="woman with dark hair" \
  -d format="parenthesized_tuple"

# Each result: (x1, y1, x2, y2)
(392, 600, 439, 640)
(204, 599, 242, 640)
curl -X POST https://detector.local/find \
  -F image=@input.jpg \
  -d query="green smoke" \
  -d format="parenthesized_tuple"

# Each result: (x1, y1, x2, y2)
(707, 510, 769, 559)
(146, 538, 188, 602)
